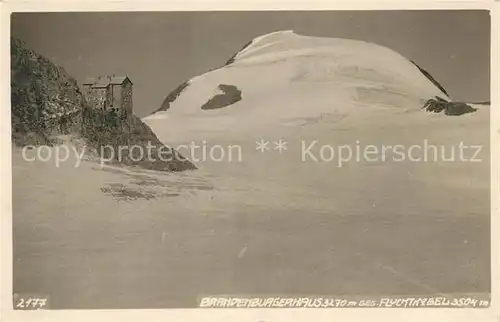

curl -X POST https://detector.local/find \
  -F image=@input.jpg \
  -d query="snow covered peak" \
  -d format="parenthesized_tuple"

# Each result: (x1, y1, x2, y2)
(250, 29, 296, 42)
(234, 30, 296, 58)
(226, 30, 301, 64)
(145, 32, 454, 141)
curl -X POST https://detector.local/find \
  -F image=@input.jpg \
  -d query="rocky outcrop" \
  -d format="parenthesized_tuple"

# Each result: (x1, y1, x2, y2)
(155, 81, 190, 113)
(80, 107, 196, 171)
(11, 38, 84, 146)
(411, 61, 449, 98)
(224, 40, 254, 66)
(201, 84, 242, 110)
(11, 37, 196, 172)
(422, 96, 477, 116)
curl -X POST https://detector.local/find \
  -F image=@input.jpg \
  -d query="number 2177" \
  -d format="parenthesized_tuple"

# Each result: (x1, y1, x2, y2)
(15, 298, 48, 310)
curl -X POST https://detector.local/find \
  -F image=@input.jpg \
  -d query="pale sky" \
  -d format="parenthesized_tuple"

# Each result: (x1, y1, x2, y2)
(11, 11, 490, 117)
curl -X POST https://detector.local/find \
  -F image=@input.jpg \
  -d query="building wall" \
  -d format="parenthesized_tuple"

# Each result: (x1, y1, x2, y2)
(83, 84, 92, 98)
(86, 88, 107, 109)
(112, 84, 122, 109)
(106, 85, 113, 108)
(121, 80, 133, 115)
(84, 77, 132, 115)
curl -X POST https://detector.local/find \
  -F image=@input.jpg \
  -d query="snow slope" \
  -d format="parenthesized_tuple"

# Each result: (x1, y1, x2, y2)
(141, 30, 488, 218)
(13, 31, 490, 308)
(144, 30, 453, 141)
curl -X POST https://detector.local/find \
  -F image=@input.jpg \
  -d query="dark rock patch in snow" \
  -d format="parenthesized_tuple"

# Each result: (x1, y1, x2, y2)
(201, 84, 242, 110)
(444, 103, 478, 116)
(98, 167, 213, 201)
(224, 40, 254, 66)
(101, 182, 179, 201)
(411, 61, 449, 98)
(422, 96, 477, 116)
(155, 80, 190, 113)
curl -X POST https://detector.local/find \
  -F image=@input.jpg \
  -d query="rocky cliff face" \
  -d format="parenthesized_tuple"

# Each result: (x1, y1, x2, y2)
(11, 38, 84, 146)
(11, 38, 196, 172)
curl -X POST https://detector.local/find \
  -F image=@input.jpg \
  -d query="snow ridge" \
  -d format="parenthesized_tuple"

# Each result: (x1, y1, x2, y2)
(146, 31, 455, 137)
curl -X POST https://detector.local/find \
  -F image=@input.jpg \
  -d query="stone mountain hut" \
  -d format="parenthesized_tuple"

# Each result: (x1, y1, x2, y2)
(83, 75, 133, 115)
